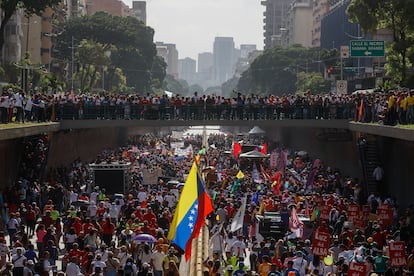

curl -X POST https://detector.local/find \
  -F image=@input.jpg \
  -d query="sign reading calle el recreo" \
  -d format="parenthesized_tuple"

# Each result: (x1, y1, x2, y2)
(350, 40, 385, 57)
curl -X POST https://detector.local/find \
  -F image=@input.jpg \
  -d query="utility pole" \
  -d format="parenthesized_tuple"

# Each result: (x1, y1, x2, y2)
(71, 36, 74, 91)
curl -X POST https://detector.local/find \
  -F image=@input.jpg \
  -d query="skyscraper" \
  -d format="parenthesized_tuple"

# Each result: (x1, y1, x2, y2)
(178, 58, 197, 85)
(132, 1, 146, 25)
(156, 42, 179, 79)
(213, 37, 236, 85)
(261, 0, 292, 49)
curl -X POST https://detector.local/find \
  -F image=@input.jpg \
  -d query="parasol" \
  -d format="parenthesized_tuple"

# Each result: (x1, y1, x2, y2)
(133, 234, 157, 243)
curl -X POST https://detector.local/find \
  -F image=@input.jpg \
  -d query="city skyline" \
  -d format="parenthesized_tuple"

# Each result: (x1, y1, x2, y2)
(124, 0, 264, 60)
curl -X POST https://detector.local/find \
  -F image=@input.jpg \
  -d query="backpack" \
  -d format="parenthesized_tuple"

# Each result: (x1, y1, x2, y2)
(124, 262, 134, 276)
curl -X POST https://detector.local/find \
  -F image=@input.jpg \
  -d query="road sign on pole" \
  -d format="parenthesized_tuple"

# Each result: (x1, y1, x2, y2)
(340, 46, 350, 58)
(336, 80, 347, 94)
(350, 40, 385, 57)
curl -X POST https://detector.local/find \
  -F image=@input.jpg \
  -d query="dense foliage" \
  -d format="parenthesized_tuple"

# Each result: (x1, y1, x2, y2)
(55, 12, 165, 93)
(347, 0, 414, 86)
(236, 46, 337, 95)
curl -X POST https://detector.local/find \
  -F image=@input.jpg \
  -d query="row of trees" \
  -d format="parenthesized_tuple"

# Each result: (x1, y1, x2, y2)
(0, 1, 166, 93)
(53, 12, 165, 93)
(232, 46, 336, 96)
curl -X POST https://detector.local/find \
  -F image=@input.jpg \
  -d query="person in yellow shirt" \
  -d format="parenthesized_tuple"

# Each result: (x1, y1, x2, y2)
(387, 92, 397, 125)
(406, 91, 414, 124)
(400, 94, 408, 124)
(259, 255, 272, 276)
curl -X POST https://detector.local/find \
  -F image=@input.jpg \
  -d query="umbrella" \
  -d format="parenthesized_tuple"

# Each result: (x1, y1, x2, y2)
(239, 150, 269, 158)
(133, 234, 157, 243)
(248, 126, 266, 135)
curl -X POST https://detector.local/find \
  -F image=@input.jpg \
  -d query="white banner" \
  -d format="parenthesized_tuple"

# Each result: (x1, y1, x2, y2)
(231, 197, 247, 232)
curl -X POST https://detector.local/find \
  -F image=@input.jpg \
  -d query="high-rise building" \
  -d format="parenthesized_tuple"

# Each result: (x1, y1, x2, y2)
(312, 0, 330, 47)
(261, 0, 292, 49)
(1, 11, 24, 64)
(213, 37, 236, 85)
(285, 0, 313, 47)
(132, 1, 146, 25)
(178, 57, 197, 85)
(156, 42, 179, 79)
(197, 52, 214, 89)
(240, 44, 257, 59)
(86, 0, 132, 16)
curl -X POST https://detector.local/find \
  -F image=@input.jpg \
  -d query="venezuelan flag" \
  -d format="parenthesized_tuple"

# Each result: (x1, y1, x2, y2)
(168, 162, 213, 260)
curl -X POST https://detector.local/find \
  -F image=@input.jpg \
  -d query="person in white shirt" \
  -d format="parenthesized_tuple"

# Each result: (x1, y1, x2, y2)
(92, 254, 107, 272)
(230, 236, 246, 258)
(150, 245, 165, 276)
(137, 189, 147, 203)
(12, 247, 27, 276)
(66, 256, 82, 276)
(13, 92, 24, 123)
(292, 251, 308, 276)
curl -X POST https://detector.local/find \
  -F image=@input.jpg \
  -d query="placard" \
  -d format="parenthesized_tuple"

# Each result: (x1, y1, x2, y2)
(347, 262, 366, 276)
(319, 205, 331, 221)
(347, 204, 360, 223)
(312, 227, 331, 256)
(389, 241, 407, 267)
(377, 204, 393, 227)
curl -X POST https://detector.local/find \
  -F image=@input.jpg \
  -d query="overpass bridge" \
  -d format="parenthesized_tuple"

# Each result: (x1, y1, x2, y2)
(0, 118, 414, 207)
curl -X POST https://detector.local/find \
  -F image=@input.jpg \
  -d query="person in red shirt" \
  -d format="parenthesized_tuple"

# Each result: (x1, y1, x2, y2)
(225, 204, 235, 219)
(72, 218, 83, 236)
(79, 193, 89, 201)
(64, 243, 84, 263)
(25, 205, 37, 236)
(143, 208, 156, 225)
(96, 202, 106, 218)
(101, 217, 115, 246)
(41, 211, 53, 229)
(82, 218, 94, 234)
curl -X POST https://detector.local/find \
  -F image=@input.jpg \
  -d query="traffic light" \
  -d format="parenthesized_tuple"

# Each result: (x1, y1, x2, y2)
(327, 66, 334, 75)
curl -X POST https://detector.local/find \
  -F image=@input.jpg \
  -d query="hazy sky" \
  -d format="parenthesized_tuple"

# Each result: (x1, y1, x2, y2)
(124, 0, 265, 60)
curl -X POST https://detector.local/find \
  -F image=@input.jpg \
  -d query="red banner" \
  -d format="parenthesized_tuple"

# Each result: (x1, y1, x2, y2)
(312, 227, 330, 257)
(389, 241, 407, 267)
(347, 204, 360, 224)
(377, 204, 393, 227)
(347, 262, 366, 276)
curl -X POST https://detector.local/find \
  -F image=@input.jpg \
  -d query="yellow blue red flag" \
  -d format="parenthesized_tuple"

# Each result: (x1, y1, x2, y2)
(167, 162, 213, 260)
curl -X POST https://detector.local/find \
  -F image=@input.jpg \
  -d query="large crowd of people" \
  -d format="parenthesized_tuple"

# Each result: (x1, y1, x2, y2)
(0, 131, 414, 276)
(1, 88, 414, 125)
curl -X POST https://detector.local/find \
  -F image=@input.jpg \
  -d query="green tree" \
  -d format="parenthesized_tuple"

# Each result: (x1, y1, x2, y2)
(347, 0, 414, 84)
(221, 77, 239, 97)
(237, 46, 331, 95)
(296, 72, 331, 94)
(55, 12, 161, 92)
(0, 0, 60, 53)
(163, 75, 189, 95)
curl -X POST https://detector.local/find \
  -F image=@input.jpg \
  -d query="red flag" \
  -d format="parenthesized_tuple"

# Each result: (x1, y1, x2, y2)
(271, 171, 281, 195)
(233, 142, 241, 157)
(261, 143, 267, 155)
(359, 98, 364, 121)
(184, 171, 214, 260)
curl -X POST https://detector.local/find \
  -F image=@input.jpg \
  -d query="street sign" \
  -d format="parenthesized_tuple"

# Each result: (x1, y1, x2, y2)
(350, 40, 385, 57)
(336, 80, 347, 93)
(340, 45, 349, 58)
